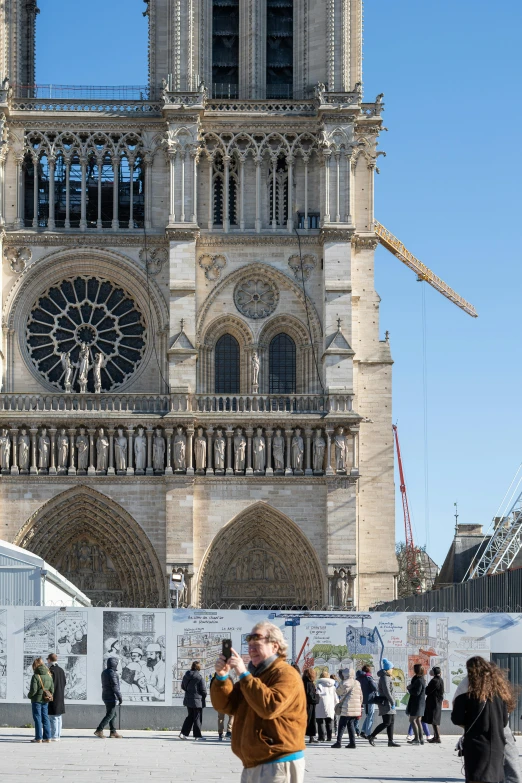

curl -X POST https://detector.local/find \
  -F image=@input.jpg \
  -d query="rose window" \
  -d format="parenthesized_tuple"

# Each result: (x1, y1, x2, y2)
(27, 276, 147, 392)
(234, 277, 279, 319)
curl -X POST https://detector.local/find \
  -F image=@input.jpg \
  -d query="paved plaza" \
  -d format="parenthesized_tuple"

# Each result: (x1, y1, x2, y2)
(0, 728, 489, 782)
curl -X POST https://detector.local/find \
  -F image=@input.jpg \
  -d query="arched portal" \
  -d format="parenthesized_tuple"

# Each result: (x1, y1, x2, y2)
(14, 487, 166, 607)
(198, 502, 325, 607)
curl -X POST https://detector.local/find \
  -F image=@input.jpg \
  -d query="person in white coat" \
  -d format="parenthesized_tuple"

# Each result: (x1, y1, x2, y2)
(316, 668, 338, 742)
(332, 667, 363, 749)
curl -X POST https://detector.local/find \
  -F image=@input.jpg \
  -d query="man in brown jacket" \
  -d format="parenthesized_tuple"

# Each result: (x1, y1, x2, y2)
(211, 621, 307, 783)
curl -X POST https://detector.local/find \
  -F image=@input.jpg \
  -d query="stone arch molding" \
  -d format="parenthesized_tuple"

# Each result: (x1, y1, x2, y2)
(196, 262, 322, 344)
(14, 486, 166, 607)
(198, 502, 325, 607)
(4, 247, 169, 393)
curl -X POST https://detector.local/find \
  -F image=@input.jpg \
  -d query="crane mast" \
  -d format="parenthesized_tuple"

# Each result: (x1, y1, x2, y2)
(393, 424, 420, 587)
(466, 488, 522, 580)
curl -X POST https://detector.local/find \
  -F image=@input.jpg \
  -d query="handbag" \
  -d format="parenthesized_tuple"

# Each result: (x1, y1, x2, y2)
(37, 674, 53, 703)
(334, 685, 352, 717)
(456, 701, 486, 757)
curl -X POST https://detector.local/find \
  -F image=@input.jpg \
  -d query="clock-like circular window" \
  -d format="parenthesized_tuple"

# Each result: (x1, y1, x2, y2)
(26, 276, 147, 392)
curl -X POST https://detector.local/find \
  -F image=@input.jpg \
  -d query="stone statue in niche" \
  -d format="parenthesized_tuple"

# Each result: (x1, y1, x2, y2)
(332, 568, 352, 607)
(234, 427, 246, 473)
(273, 428, 285, 473)
(96, 427, 109, 472)
(0, 428, 10, 471)
(76, 427, 89, 473)
(214, 428, 225, 473)
(18, 428, 30, 473)
(173, 426, 186, 471)
(78, 342, 91, 394)
(334, 426, 347, 473)
(57, 427, 69, 473)
(253, 427, 266, 473)
(61, 352, 74, 393)
(134, 426, 147, 474)
(93, 352, 106, 394)
(114, 427, 127, 473)
(313, 429, 325, 473)
(38, 427, 50, 471)
(194, 427, 206, 472)
(153, 428, 165, 472)
(251, 350, 260, 392)
(291, 428, 304, 473)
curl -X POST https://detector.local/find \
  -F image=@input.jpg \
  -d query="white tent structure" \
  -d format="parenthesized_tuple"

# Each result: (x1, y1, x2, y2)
(0, 540, 91, 606)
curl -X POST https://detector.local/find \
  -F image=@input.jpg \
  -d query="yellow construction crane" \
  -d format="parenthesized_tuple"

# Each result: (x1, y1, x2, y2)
(374, 221, 478, 318)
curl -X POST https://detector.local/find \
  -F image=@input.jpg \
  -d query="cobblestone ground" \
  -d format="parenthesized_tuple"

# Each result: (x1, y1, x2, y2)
(0, 728, 499, 782)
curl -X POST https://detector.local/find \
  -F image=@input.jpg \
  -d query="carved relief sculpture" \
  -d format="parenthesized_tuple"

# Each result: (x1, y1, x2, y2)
(334, 426, 347, 473)
(173, 426, 187, 472)
(291, 428, 304, 473)
(194, 427, 207, 472)
(0, 428, 10, 471)
(96, 427, 109, 473)
(134, 426, 147, 474)
(234, 427, 246, 473)
(313, 429, 326, 473)
(38, 428, 50, 471)
(153, 428, 165, 472)
(273, 429, 285, 473)
(115, 428, 127, 473)
(57, 427, 69, 473)
(214, 428, 226, 473)
(76, 427, 89, 473)
(253, 427, 266, 473)
(18, 428, 30, 473)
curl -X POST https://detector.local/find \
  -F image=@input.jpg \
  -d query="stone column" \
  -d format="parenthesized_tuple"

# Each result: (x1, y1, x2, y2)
(126, 428, 134, 475)
(68, 428, 77, 475)
(350, 426, 359, 475)
(255, 157, 262, 233)
(285, 429, 293, 475)
(223, 156, 230, 232)
(87, 429, 96, 475)
(305, 428, 313, 476)
(324, 151, 331, 223)
(265, 428, 273, 476)
(80, 157, 87, 231)
(206, 426, 214, 475)
(107, 429, 115, 476)
(168, 150, 177, 224)
(286, 155, 294, 232)
(146, 427, 154, 475)
(226, 426, 234, 475)
(48, 157, 56, 230)
(191, 150, 198, 224)
(245, 428, 254, 476)
(30, 429, 38, 474)
(10, 429, 19, 475)
(14, 157, 24, 229)
(65, 158, 71, 229)
(32, 158, 38, 228)
(48, 428, 57, 475)
(186, 428, 195, 476)
(112, 156, 120, 229)
(325, 428, 334, 476)
(165, 429, 173, 475)
(144, 153, 153, 229)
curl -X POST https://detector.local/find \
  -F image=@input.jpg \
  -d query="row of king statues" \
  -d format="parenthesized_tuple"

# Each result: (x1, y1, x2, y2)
(0, 424, 354, 476)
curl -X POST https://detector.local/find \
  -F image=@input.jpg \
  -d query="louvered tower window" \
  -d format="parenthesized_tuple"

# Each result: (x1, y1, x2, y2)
(212, 0, 239, 98)
(266, 0, 293, 99)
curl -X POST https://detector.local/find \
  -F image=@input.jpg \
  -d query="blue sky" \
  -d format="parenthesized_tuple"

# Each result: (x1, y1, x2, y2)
(36, 1, 522, 569)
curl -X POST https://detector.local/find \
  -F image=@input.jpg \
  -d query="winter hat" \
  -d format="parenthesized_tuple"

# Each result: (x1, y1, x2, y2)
(382, 658, 393, 671)
(340, 667, 351, 680)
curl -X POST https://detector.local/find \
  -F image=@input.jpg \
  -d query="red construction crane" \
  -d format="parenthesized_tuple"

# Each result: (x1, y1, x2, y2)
(392, 424, 420, 589)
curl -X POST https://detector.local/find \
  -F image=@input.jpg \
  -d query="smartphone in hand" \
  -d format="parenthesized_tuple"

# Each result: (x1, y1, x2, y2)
(222, 639, 233, 660)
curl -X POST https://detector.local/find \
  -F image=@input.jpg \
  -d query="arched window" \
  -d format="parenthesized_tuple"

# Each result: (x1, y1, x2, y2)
(215, 334, 240, 394)
(269, 333, 296, 394)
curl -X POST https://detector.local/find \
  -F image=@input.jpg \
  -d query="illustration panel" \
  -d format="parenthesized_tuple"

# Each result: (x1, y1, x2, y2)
(103, 611, 166, 702)
(0, 610, 6, 699)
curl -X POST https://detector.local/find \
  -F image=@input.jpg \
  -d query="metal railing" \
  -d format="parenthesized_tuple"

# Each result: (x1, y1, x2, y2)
(212, 83, 239, 99)
(14, 84, 157, 100)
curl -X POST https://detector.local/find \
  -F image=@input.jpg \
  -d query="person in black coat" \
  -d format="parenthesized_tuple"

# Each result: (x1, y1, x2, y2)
(180, 661, 207, 740)
(424, 667, 444, 743)
(407, 664, 426, 745)
(46, 654, 66, 741)
(451, 656, 512, 783)
(94, 657, 123, 739)
(302, 668, 319, 743)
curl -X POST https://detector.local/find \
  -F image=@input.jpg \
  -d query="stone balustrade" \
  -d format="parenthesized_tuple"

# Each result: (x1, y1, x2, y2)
(0, 392, 354, 416)
(0, 422, 359, 479)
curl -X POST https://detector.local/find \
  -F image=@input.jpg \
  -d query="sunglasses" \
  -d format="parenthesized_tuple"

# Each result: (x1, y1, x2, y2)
(245, 633, 271, 643)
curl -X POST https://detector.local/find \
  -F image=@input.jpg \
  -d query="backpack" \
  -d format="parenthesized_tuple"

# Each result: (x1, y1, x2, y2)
(37, 674, 53, 703)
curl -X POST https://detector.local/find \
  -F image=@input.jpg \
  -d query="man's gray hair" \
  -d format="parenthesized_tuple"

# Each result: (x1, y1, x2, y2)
(251, 622, 289, 658)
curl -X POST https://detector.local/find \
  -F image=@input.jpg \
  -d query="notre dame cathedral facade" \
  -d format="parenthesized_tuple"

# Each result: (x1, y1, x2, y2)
(0, 0, 396, 609)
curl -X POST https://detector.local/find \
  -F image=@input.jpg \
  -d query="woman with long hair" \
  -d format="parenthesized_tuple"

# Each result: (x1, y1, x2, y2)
(302, 667, 319, 743)
(27, 657, 54, 743)
(407, 663, 426, 745)
(451, 656, 512, 783)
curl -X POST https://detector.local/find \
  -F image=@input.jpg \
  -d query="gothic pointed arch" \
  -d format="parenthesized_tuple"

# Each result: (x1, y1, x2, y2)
(198, 502, 325, 607)
(14, 486, 166, 607)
